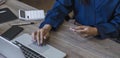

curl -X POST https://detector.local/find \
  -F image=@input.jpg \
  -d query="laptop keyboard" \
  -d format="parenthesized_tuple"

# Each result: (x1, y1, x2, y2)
(13, 41, 45, 58)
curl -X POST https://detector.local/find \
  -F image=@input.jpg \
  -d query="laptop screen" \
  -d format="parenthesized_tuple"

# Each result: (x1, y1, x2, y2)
(0, 36, 25, 58)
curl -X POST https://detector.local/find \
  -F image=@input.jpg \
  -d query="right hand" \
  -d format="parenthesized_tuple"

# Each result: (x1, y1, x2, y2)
(32, 24, 52, 45)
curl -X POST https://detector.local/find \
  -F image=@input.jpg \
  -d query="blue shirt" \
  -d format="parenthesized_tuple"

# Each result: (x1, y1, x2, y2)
(40, 0, 120, 39)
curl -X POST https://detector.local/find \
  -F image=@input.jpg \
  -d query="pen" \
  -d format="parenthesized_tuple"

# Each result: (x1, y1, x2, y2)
(0, 11, 6, 13)
(11, 22, 35, 26)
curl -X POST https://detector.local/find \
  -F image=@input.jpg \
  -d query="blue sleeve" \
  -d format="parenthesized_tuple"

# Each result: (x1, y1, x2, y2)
(96, 2, 120, 39)
(39, 0, 73, 30)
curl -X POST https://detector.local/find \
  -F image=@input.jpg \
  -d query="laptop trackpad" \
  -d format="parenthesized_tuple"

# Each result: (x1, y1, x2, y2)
(29, 42, 49, 53)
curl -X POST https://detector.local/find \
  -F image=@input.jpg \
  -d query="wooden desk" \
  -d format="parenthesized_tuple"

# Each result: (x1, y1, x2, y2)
(0, 0, 120, 58)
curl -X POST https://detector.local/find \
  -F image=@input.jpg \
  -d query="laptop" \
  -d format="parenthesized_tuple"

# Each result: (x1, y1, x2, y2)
(0, 34, 66, 58)
(0, 36, 25, 58)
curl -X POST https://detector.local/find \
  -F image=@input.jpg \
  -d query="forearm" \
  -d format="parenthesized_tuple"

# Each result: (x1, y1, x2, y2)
(42, 24, 52, 31)
(96, 22, 119, 39)
(39, 0, 73, 30)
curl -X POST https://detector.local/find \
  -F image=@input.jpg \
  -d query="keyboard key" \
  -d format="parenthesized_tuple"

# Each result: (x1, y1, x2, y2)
(13, 41, 45, 58)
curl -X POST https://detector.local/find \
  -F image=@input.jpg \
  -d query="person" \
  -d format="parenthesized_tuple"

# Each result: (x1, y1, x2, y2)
(32, 0, 120, 45)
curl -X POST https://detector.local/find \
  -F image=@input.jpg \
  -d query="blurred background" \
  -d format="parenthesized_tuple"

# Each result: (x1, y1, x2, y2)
(18, 0, 55, 12)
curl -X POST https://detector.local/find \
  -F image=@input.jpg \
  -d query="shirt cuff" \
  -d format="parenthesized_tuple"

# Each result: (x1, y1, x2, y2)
(96, 23, 119, 39)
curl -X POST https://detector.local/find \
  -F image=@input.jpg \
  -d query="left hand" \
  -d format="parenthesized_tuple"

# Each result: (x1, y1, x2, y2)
(70, 25, 98, 37)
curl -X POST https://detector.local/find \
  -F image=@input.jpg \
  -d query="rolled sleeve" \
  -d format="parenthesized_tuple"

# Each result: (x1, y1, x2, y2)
(96, 23, 119, 39)
(39, 0, 73, 30)
(96, 2, 120, 39)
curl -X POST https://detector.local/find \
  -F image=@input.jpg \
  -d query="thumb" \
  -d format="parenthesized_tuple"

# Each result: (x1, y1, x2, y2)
(75, 27, 88, 34)
(44, 32, 49, 39)
(74, 26, 87, 30)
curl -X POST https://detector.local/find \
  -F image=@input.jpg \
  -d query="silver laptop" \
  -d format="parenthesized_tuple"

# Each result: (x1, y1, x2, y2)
(0, 36, 25, 58)
(12, 34, 66, 58)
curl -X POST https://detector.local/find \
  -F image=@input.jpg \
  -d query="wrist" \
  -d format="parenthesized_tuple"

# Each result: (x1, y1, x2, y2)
(93, 27, 98, 36)
(43, 24, 52, 31)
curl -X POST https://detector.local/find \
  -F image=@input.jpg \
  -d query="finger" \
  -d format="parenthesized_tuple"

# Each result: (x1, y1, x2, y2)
(40, 30, 44, 45)
(69, 27, 75, 32)
(44, 32, 49, 40)
(74, 26, 87, 30)
(36, 30, 40, 45)
(75, 27, 88, 33)
(82, 34, 89, 37)
(44, 32, 50, 45)
(75, 29, 87, 34)
(31, 31, 37, 41)
(80, 34, 89, 38)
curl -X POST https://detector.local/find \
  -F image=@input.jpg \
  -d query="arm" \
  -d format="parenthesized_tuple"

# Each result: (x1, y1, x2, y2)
(33, 0, 73, 45)
(39, 0, 73, 30)
(96, 2, 120, 39)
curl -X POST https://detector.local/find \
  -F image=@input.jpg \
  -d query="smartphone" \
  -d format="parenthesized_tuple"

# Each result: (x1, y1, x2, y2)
(1, 26, 24, 41)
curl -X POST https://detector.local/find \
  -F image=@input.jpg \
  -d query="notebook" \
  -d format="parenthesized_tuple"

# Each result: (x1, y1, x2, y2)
(0, 8, 17, 23)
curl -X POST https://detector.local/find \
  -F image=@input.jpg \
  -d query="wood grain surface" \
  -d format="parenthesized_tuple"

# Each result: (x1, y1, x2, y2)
(0, 0, 120, 58)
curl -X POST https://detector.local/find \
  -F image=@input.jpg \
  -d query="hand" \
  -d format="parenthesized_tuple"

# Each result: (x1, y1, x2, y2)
(32, 24, 52, 45)
(70, 25, 98, 37)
